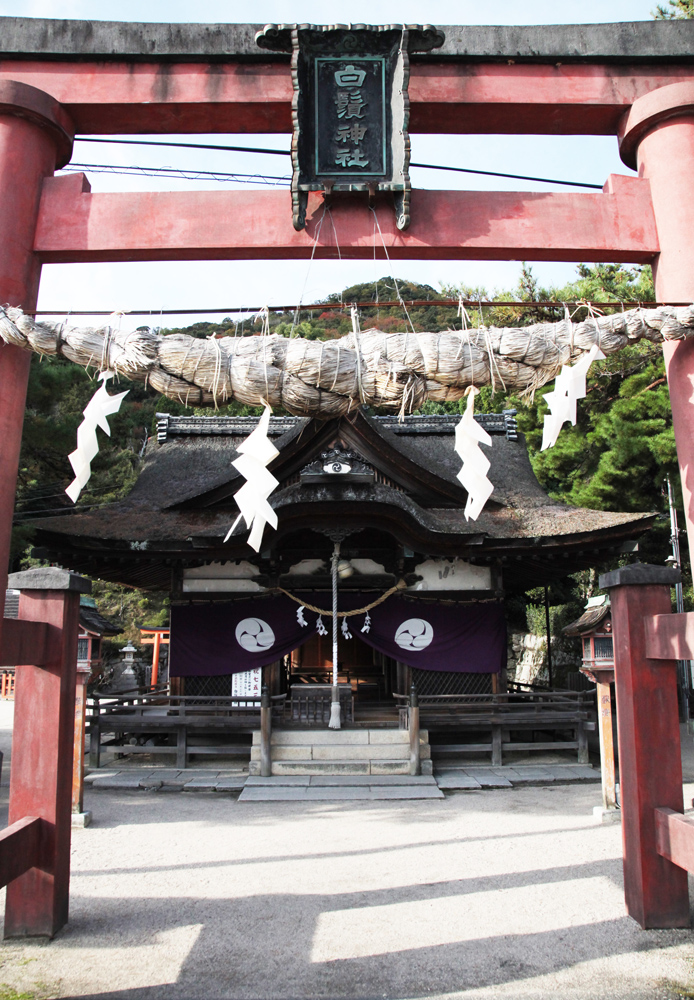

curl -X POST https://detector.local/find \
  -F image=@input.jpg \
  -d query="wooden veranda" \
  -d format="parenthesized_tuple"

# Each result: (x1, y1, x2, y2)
(87, 684, 593, 770)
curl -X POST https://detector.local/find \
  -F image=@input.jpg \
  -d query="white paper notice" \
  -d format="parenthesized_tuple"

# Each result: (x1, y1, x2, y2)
(231, 667, 262, 706)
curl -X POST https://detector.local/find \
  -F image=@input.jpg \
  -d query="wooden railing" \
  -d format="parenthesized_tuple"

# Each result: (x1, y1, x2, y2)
(394, 689, 594, 766)
(87, 691, 286, 768)
(282, 683, 353, 725)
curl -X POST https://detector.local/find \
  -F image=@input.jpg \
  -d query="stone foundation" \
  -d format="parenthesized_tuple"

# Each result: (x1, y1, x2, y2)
(249, 728, 432, 776)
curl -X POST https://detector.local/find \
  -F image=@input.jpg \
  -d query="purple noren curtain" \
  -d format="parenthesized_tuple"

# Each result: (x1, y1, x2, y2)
(169, 594, 506, 677)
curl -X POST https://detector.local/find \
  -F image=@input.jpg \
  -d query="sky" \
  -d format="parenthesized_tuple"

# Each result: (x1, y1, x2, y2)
(0, 0, 660, 325)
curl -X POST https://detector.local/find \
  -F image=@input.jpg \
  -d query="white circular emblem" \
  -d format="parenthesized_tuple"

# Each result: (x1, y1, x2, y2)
(394, 618, 434, 651)
(323, 461, 351, 475)
(235, 617, 275, 652)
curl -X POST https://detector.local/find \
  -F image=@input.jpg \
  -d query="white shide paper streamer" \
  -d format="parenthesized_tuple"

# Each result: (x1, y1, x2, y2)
(455, 387, 494, 522)
(65, 372, 129, 504)
(541, 343, 605, 451)
(224, 405, 280, 553)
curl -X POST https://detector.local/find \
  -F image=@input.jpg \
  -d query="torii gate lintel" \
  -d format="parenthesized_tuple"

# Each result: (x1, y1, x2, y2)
(33, 170, 659, 265)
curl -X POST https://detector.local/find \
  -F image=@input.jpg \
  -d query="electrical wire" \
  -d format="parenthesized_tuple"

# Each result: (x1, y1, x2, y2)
(77, 137, 292, 156)
(74, 136, 604, 190)
(64, 163, 290, 185)
(13, 501, 117, 521)
(16, 485, 130, 504)
(412, 163, 602, 189)
(31, 299, 673, 318)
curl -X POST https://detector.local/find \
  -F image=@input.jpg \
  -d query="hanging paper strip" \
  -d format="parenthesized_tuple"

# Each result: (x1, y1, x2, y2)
(454, 387, 494, 521)
(224, 405, 280, 552)
(65, 372, 129, 504)
(541, 343, 605, 451)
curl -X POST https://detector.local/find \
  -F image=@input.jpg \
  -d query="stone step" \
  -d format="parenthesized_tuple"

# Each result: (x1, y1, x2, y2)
(267, 759, 412, 776)
(252, 728, 428, 746)
(248, 726, 433, 777)
(434, 764, 599, 790)
(251, 743, 430, 761)
(246, 774, 438, 786)
(87, 770, 247, 792)
(238, 779, 444, 802)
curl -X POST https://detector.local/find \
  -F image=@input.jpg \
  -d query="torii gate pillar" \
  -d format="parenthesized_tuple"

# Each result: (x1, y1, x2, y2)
(0, 82, 73, 622)
(621, 84, 694, 568)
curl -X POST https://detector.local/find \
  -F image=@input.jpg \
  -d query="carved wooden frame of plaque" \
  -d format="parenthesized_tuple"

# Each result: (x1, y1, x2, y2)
(256, 23, 444, 231)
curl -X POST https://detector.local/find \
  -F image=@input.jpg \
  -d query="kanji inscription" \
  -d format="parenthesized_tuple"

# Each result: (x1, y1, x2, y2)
(315, 58, 386, 178)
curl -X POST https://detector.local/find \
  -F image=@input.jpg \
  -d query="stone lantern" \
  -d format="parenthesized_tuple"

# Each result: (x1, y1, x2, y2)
(118, 642, 138, 690)
(564, 596, 617, 820)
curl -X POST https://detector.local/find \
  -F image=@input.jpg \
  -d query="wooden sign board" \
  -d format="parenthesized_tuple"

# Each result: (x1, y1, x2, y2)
(256, 22, 444, 231)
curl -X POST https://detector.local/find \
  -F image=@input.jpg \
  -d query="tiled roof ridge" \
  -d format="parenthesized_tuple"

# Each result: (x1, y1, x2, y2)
(155, 410, 519, 444)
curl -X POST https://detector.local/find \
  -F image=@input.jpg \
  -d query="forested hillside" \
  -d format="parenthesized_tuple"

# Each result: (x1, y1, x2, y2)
(12, 262, 686, 647)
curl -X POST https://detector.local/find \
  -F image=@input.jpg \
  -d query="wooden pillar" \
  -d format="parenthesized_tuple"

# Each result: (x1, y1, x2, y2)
(409, 684, 420, 776)
(71, 663, 91, 826)
(260, 685, 272, 778)
(4, 567, 89, 939)
(599, 563, 689, 929)
(0, 83, 73, 648)
(89, 700, 101, 770)
(620, 85, 694, 568)
(592, 668, 617, 811)
(151, 631, 161, 688)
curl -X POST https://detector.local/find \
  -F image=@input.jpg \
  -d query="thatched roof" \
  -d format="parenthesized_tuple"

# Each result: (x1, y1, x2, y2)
(30, 412, 654, 592)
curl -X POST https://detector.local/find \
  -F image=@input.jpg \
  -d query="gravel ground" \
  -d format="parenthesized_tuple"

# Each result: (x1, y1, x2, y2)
(0, 703, 693, 999)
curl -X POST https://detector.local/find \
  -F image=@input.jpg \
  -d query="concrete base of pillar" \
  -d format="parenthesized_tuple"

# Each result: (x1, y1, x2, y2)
(593, 805, 621, 824)
(71, 810, 92, 828)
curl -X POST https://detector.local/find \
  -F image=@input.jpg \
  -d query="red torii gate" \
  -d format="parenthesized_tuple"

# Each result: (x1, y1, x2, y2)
(1, 17, 694, 936)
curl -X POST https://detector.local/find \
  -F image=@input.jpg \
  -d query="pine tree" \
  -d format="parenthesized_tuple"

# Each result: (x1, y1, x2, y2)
(653, 0, 694, 17)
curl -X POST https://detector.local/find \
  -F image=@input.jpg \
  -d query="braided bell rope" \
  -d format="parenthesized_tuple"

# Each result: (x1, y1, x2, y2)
(277, 580, 407, 617)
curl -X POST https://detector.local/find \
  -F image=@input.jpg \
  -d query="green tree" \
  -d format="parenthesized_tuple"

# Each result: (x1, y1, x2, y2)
(653, 0, 694, 17)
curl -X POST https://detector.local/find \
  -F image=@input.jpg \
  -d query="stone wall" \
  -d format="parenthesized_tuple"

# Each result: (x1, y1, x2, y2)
(507, 632, 582, 687)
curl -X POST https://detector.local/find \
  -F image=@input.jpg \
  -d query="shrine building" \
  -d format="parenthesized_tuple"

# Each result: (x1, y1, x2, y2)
(30, 410, 653, 717)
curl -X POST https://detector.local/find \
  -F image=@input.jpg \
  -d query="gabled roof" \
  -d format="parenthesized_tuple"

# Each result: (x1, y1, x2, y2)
(563, 602, 612, 636)
(78, 596, 122, 637)
(29, 412, 655, 591)
(133, 412, 522, 511)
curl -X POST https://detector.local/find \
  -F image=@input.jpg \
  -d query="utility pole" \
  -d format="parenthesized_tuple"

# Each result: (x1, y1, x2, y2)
(666, 474, 691, 723)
